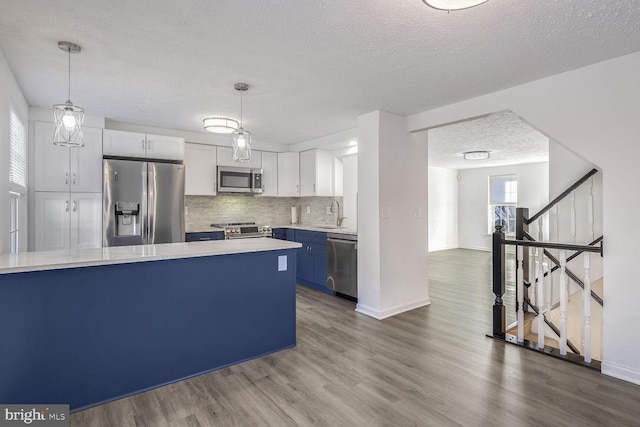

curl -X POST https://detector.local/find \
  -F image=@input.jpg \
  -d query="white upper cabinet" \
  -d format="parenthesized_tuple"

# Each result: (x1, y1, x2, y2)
(103, 129, 184, 161)
(185, 143, 217, 196)
(217, 146, 262, 169)
(35, 121, 103, 193)
(299, 149, 333, 197)
(147, 133, 185, 161)
(260, 151, 278, 197)
(277, 152, 300, 197)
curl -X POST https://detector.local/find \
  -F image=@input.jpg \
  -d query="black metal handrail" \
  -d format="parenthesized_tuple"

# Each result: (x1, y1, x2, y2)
(501, 238, 602, 255)
(525, 168, 598, 225)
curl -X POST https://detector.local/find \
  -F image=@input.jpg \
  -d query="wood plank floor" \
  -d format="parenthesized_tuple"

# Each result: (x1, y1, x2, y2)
(71, 248, 640, 426)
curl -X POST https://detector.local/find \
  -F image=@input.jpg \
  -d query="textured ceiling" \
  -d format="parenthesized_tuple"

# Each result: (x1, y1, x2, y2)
(428, 111, 549, 169)
(0, 1, 639, 145)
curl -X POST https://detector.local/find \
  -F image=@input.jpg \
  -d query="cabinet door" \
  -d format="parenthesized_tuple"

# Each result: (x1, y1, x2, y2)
(277, 152, 300, 197)
(297, 243, 313, 283)
(185, 143, 217, 195)
(103, 129, 146, 158)
(35, 192, 71, 251)
(34, 121, 70, 192)
(261, 151, 278, 196)
(70, 192, 102, 249)
(300, 149, 333, 197)
(311, 242, 328, 286)
(299, 150, 316, 197)
(69, 126, 103, 192)
(217, 146, 262, 168)
(146, 134, 185, 161)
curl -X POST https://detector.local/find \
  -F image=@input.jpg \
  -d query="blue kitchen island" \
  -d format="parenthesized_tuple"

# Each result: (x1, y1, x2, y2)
(0, 238, 300, 411)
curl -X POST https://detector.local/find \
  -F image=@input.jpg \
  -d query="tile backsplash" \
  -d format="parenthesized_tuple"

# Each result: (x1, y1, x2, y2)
(186, 195, 344, 230)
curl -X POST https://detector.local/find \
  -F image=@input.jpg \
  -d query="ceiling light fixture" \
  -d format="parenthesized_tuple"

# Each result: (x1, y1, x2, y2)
(423, 0, 489, 11)
(232, 82, 252, 162)
(53, 41, 84, 147)
(463, 150, 490, 160)
(202, 116, 239, 134)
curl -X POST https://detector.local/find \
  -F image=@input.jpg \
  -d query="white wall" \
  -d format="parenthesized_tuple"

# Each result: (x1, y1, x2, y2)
(406, 51, 640, 385)
(428, 167, 458, 252)
(357, 111, 429, 319)
(342, 155, 357, 230)
(0, 47, 29, 254)
(458, 163, 549, 251)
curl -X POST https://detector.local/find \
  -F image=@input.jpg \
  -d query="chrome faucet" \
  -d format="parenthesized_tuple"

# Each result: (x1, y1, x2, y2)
(330, 200, 346, 228)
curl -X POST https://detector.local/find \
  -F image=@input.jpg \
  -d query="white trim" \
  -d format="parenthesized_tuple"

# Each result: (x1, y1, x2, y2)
(602, 362, 640, 386)
(356, 298, 431, 320)
(459, 245, 491, 252)
(428, 245, 460, 252)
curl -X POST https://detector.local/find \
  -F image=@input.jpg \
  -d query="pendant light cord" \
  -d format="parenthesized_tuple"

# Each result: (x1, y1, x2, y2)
(239, 90, 243, 128)
(67, 47, 71, 102)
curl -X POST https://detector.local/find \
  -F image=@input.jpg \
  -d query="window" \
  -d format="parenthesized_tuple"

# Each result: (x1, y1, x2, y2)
(489, 175, 517, 234)
(9, 99, 27, 253)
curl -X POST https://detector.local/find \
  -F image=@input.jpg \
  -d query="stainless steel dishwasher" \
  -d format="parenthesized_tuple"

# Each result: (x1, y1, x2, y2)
(327, 233, 357, 300)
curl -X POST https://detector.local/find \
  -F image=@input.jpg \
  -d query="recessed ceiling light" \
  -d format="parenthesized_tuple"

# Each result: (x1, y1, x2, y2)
(463, 150, 490, 160)
(423, 0, 489, 11)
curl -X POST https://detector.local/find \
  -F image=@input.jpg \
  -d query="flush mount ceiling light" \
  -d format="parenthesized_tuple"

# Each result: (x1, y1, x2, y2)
(423, 0, 489, 11)
(463, 150, 490, 160)
(53, 41, 84, 147)
(202, 116, 240, 134)
(232, 82, 252, 162)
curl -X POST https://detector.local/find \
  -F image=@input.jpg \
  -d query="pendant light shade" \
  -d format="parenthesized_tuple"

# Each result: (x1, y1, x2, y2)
(232, 83, 252, 162)
(53, 41, 84, 147)
(423, 0, 489, 10)
(202, 116, 239, 134)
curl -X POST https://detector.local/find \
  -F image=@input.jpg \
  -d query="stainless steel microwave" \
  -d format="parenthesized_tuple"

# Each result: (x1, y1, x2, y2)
(217, 166, 263, 194)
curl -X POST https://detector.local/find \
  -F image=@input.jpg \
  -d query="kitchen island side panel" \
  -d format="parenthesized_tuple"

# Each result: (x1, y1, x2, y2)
(0, 248, 296, 411)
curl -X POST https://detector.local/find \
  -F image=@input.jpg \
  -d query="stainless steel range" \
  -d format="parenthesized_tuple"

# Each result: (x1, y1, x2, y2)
(211, 222, 272, 240)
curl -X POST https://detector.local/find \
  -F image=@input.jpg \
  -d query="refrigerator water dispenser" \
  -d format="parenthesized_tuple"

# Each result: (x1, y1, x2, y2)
(115, 202, 140, 236)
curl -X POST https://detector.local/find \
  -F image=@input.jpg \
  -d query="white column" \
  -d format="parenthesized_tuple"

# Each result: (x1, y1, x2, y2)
(570, 190, 576, 242)
(588, 177, 594, 242)
(356, 111, 430, 319)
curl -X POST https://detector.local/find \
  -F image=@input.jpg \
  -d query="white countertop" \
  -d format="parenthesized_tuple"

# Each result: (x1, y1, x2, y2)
(280, 224, 358, 236)
(0, 238, 301, 275)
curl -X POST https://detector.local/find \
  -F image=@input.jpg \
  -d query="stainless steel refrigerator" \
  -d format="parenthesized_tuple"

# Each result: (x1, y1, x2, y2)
(103, 158, 185, 247)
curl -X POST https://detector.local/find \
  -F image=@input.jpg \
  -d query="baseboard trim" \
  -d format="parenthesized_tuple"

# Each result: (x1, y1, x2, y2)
(458, 245, 491, 252)
(601, 361, 640, 386)
(428, 245, 459, 252)
(356, 298, 431, 320)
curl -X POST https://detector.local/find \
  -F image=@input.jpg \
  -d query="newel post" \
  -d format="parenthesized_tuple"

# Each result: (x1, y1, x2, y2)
(492, 224, 506, 338)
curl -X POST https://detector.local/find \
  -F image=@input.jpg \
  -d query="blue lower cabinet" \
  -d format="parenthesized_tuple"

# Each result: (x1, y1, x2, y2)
(294, 231, 331, 294)
(185, 231, 224, 242)
(271, 228, 288, 240)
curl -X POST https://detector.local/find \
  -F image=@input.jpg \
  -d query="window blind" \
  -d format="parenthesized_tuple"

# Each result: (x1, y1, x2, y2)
(489, 175, 517, 204)
(9, 99, 27, 190)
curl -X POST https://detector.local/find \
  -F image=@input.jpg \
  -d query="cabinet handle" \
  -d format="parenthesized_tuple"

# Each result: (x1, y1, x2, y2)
(296, 184, 299, 195)
(313, 184, 316, 193)
(147, 140, 151, 150)
(199, 237, 212, 241)
(65, 200, 69, 212)
(65, 172, 69, 184)
(142, 139, 146, 150)
(72, 172, 77, 185)
(72, 200, 77, 212)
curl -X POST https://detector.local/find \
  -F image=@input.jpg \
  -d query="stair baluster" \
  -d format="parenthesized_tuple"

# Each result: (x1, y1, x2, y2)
(588, 177, 594, 242)
(570, 190, 576, 242)
(517, 245, 524, 343)
(536, 247, 544, 349)
(560, 250, 568, 356)
(583, 253, 592, 363)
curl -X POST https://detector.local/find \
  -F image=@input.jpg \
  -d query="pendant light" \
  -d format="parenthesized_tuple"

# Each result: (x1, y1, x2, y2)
(53, 41, 85, 147)
(232, 82, 252, 162)
(423, 0, 489, 11)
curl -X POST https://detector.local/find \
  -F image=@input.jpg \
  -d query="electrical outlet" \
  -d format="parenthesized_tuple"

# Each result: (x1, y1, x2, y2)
(326, 206, 332, 215)
(185, 206, 189, 216)
(306, 206, 311, 214)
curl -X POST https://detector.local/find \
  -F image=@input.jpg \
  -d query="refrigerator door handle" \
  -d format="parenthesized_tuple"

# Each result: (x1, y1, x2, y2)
(147, 162, 156, 244)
